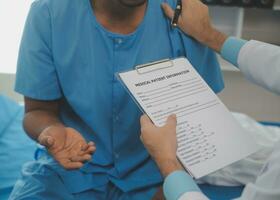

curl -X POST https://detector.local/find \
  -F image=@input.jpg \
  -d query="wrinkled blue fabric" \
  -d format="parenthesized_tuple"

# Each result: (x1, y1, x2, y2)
(0, 95, 36, 199)
(13, 0, 224, 198)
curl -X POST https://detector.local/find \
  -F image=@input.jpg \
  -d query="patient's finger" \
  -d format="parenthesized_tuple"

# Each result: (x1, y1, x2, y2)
(39, 135, 54, 149)
(85, 142, 96, 151)
(88, 141, 95, 146)
(78, 145, 96, 156)
(86, 146, 96, 154)
(81, 141, 95, 152)
(64, 161, 84, 170)
(71, 154, 92, 162)
(81, 143, 89, 151)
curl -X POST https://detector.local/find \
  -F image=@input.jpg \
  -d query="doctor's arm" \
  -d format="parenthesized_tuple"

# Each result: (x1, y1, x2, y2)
(140, 115, 209, 200)
(162, 0, 280, 94)
(140, 113, 280, 200)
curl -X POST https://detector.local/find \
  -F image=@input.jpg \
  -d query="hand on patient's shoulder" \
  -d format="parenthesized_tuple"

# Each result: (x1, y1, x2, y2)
(161, 0, 227, 52)
(161, 0, 211, 42)
(38, 125, 96, 170)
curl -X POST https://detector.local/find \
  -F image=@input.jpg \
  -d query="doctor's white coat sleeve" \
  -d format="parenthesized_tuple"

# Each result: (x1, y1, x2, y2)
(235, 140, 280, 200)
(222, 38, 280, 95)
(167, 141, 280, 200)
(162, 38, 280, 200)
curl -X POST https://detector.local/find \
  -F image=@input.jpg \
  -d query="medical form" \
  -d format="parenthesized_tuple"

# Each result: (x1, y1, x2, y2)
(117, 57, 259, 179)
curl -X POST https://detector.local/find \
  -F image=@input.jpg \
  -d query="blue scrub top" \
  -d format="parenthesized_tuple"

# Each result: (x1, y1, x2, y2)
(15, 0, 224, 194)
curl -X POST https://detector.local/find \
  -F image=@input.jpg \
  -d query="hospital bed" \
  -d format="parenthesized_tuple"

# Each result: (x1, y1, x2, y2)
(199, 119, 280, 200)
(1, 94, 279, 200)
(199, 120, 280, 200)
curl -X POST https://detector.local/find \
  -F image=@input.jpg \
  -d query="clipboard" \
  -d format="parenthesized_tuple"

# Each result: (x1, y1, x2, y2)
(116, 57, 259, 179)
(116, 58, 197, 177)
(116, 58, 176, 120)
(135, 59, 174, 74)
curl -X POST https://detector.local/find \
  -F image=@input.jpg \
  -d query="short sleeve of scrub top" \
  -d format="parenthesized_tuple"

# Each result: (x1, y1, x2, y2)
(12, 0, 225, 195)
(15, 1, 62, 100)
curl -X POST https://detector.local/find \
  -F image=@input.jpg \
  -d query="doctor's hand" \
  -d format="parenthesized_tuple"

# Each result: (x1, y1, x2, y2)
(161, 0, 227, 52)
(38, 124, 96, 170)
(140, 114, 183, 177)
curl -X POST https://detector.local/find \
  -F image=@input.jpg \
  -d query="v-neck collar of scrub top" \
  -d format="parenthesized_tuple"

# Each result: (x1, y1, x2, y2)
(85, 0, 150, 40)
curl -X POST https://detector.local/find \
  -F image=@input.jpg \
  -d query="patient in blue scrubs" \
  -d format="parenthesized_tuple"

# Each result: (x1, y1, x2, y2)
(9, 0, 224, 199)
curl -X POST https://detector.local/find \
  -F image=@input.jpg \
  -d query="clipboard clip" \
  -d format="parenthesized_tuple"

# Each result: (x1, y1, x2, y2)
(135, 59, 174, 74)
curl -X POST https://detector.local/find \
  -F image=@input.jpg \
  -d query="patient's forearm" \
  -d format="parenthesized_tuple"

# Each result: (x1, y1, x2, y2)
(23, 110, 64, 142)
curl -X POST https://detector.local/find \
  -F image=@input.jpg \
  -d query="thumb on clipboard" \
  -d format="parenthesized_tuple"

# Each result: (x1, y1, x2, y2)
(140, 114, 182, 177)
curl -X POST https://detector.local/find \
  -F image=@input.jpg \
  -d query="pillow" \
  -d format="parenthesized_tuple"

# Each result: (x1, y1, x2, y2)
(0, 95, 37, 195)
(0, 95, 21, 136)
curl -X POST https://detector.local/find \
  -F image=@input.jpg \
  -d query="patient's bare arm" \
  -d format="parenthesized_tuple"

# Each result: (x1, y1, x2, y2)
(23, 97, 96, 170)
(24, 97, 62, 140)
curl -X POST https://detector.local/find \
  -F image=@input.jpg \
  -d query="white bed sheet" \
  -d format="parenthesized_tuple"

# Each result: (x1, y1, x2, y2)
(197, 112, 280, 186)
